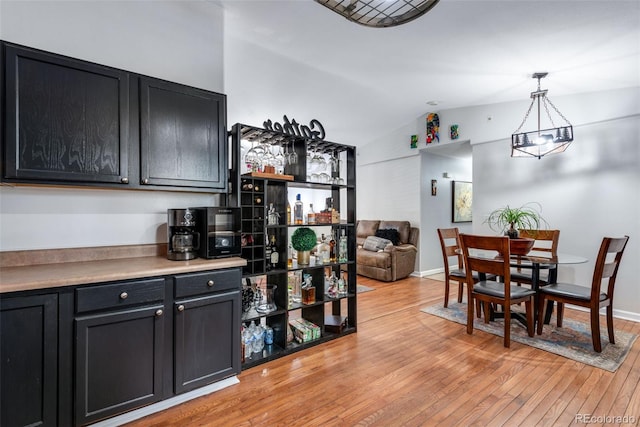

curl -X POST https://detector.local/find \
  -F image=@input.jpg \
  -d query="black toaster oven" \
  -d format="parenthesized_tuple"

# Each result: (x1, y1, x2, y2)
(193, 207, 241, 259)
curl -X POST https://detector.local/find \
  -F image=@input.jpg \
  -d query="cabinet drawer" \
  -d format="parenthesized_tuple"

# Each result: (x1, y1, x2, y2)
(76, 278, 165, 314)
(174, 269, 241, 298)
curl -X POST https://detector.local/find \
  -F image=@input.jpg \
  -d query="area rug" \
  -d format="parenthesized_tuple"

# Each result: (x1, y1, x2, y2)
(421, 302, 637, 372)
(357, 285, 375, 293)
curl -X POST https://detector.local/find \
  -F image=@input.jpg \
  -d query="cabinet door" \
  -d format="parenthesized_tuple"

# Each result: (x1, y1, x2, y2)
(174, 290, 240, 394)
(0, 294, 58, 427)
(3, 43, 129, 184)
(139, 77, 227, 190)
(74, 304, 165, 426)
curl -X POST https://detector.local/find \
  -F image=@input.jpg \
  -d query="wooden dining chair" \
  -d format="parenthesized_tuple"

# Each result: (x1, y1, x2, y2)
(511, 229, 561, 287)
(459, 234, 536, 348)
(437, 228, 491, 311)
(537, 236, 629, 352)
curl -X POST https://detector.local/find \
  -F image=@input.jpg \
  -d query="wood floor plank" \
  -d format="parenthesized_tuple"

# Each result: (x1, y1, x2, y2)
(125, 276, 640, 427)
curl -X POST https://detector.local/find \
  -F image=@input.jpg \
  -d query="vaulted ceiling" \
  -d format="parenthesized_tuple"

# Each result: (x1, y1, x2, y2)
(220, 0, 639, 147)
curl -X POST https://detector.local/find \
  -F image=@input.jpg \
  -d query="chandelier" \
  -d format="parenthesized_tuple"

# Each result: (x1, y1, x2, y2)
(314, 0, 440, 28)
(511, 72, 573, 159)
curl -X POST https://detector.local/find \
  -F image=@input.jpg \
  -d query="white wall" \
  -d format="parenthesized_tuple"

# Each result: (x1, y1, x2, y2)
(357, 87, 640, 318)
(419, 149, 473, 274)
(0, 1, 225, 250)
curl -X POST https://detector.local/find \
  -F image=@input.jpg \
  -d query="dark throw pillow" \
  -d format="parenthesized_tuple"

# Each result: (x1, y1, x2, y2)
(375, 228, 400, 245)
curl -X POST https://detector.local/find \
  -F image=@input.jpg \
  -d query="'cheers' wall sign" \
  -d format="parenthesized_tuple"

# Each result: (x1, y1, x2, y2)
(263, 115, 326, 141)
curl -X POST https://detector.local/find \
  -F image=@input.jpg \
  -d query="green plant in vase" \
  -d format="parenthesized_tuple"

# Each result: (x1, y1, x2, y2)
(485, 202, 548, 238)
(291, 227, 317, 265)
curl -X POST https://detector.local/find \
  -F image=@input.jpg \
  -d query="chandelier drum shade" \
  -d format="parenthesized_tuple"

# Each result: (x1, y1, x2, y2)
(511, 72, 573, 159)
(314, 0, 440, 28)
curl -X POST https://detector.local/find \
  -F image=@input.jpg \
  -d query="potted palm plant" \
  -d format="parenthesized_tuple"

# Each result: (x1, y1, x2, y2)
(485, 202, 548, 254)
(291, 227, 317, 265)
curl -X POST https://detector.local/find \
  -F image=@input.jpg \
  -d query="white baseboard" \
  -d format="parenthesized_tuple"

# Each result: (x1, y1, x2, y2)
(567, 305, 640, 323)
(413, 267, 445, 277)
(89, 376, 240, 427)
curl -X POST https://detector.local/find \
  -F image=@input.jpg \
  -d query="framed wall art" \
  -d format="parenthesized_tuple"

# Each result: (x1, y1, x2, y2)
(452, 181, 472, 223)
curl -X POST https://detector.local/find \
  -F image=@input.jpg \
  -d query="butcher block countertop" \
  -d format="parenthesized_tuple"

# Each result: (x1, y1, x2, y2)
(0, 244, 246, 294)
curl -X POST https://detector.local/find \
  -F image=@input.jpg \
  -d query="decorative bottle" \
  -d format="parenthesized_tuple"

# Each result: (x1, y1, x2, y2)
(294, 194, 304, 225)
(269, 234, 279, 270)
(307, 203, 316, 225)
(329, 230, 336, 263)
(267, 203, 279, 225)
(286, 200, 291, 225)
(265, 235, 273, 271)
(317, 234, 329, 264)
(338, 229, 348, 263)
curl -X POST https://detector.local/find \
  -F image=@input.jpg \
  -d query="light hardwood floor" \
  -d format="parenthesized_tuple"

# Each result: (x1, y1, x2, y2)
(127, 275, 640, 426)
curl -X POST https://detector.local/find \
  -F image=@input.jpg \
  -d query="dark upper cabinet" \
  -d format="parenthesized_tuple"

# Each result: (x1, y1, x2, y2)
(3, 43, 130, 185)
(139, 77, 227, 191)
(1, 293, 58, 427)
(1, 41, 228, 193)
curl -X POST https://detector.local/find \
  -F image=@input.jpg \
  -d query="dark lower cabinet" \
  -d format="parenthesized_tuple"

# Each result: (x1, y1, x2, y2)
(174, 290, 240, 394)
(74, 304, 165, 426)
(0, 267, 241, 426)
(0, 293, 58, 427)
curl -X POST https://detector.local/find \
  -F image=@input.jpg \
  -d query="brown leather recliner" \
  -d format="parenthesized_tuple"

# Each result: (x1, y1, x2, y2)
(356, 220, 419, 282)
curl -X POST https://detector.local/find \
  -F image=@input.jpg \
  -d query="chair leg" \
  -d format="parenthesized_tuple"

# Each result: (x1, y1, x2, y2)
(606, 305, 615, 345)
(483, 302, 491, 323)
(591, 307, 602, 353)
(525, 298, 534, 337)
(557, 302, 564, 327)
(444, 279, 450, 308)
(466, 295, 475, 335)
(536, 297, 546, 335)
(475, 299, 481, 318)
(504, 308, 511, 348)
(458, 282, 464, 303)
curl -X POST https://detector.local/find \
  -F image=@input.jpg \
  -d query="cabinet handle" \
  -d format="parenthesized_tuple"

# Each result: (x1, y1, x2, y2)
(156, 309, 164, 316)
(120, 177, 129, 184)
(120, 292, 128, 300)
(207, 280, 215, 287)
(142, 178, 149, 184)
(177, 304, 185, 312)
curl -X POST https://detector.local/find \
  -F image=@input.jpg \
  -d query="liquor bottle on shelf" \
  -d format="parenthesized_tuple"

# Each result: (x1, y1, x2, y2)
(301, 274, 315, 305)
(268, 234, 279, 270)
(338, 229, 348, 263)
(307, 203, 316, 225)
(267, 203, 279, 225)
(265, 235, 273, 271)
(338, 272, 347, 296)
(329, 230, 336, 263)
(294, 194, 304, 225)
(287, 243, 293, 268)
(286, 201, 291, 225)
(317, 234, 330, 264)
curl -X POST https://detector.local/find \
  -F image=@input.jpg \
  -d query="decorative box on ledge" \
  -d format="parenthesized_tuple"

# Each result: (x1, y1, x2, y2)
(316, 210, 340, 224)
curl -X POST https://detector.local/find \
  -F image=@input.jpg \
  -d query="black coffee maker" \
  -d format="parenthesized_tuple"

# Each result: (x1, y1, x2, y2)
(167, 208, 200, 261)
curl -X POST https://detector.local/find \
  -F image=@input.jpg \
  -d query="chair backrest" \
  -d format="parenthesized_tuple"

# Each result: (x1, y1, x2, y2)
(437, 228, 463, 275)
(591, 236, 629, 301)
(459, 234, 512, 282)
(519, 229, 560, 254)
